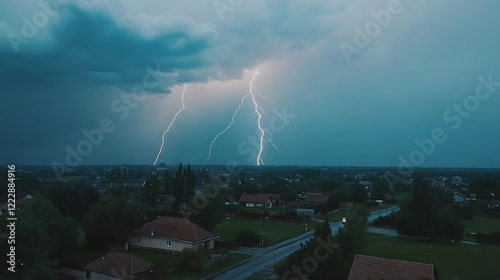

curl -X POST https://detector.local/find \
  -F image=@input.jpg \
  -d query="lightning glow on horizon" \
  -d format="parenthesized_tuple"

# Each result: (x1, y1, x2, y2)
(153, 84, 188, 166)
(204, 71, 276, 165)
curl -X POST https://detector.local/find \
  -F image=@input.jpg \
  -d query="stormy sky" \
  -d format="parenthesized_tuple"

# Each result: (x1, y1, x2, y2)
(1, 0, 500, 168)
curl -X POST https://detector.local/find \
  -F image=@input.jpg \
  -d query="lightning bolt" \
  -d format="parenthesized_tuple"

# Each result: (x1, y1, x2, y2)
(249, 72, 266, 165)
(204, 71, 277, 165)
(153, 84, 188, 166)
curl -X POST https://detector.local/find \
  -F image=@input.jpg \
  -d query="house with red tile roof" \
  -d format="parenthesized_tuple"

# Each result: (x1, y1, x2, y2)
(83, 252, 156, 280)
(127, 216, 219, 254)
(223, 194, 237, 205)
(348, 254, 440, 280)
(239, 193, 273, 208)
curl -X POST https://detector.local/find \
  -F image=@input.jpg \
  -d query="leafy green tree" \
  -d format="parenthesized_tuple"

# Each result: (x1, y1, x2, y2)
(371, 178, 386, 200)
(336, 207, 368, 260)
(173, 163, 196, 210)
(438, 207, 465, 245)
(143, 175, 160, 206)
(275, 217, 350, 280)
(235, 230, 258, 246)
(45, 182, 99, 222)
(83, 195, 146, 250)
(0, 196, 78, 279)
(395, 177, 441, 238)
(330, 185, 352, 208)
(188, 192, 224, 231)
(352, 182, 367, 203)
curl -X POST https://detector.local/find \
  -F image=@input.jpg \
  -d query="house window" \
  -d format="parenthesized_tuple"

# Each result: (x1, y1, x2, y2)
(137, 237, 141, 244)
(166, 240, 172, 247)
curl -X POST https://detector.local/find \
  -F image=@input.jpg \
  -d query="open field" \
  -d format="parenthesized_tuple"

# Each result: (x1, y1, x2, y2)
(212, 217, 321, 246)
(363, 235, 500, 280)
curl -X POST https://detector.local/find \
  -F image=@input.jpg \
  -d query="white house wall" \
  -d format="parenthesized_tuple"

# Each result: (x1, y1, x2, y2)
(128, 236, 194, 252)
(128, 236, 215, 252)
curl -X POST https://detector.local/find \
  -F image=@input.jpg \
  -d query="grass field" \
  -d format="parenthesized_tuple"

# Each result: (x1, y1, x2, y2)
(363, 235, 500, 280)
(464, 216, 500, 234)
(212, 217, 321, 246)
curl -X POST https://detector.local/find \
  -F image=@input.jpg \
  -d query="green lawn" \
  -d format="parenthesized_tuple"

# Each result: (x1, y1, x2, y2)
(165, 253, 253, 280)
(127, 247, 181, 270)
(321, 209, 349, 223)
(390, 192, 411, 201)
(212, 217, 320, 246)
(363, 235, 500, 280)
(464, 216, 500, 234)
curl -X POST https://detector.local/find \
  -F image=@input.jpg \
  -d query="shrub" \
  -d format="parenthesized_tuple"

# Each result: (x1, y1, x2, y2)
(385, 197, 398, 204)
(475, 231, 500, 245)
(235, 230, 258, 246)
(373, 212, 399, 227)
(179, 247, 206, 271)
(452, 204, 476, 220)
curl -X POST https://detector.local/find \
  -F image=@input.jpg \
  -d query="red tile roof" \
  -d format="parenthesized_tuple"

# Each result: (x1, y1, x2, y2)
(348, 254, 438, 280)
(263, 193, 281, 201)
(83, 252, 155, 277)
(131, 216, 218, 243)
(239, 193, 272, 204)
(223, 194, 236, 203)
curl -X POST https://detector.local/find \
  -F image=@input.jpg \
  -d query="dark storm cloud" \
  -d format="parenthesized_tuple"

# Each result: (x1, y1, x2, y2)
(0, 2, 217, 93)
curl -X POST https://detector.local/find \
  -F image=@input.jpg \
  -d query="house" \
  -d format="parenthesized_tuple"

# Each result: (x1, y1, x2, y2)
(239, 193, 273, 208)
(432, 181, 445, 189)
(306, 186, 323, 195)
(359, 181, 373, 189)
(0, 193, 32, 215)
(453, 192, 466, 204)
(296, 208, 315, 220)
(263, 193, 283, 205)
(477, 199, 500, 209)
(86, 178, 101, 187)
(374, 199, 384, 206)
(223, 194, 237, 205)
(123, 178, 147, 188)
(16, 192, 32, 201)
(348, 254, 439, 280)
(451, 176, 463, 185)
(84, 252, 156, 280)
(128, 216, 219, 254)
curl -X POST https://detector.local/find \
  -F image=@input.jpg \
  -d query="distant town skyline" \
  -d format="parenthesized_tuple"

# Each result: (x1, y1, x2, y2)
(2, 0, 500, 168)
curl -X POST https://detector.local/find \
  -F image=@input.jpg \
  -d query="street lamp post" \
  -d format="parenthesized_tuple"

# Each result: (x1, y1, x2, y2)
(259, 209, 262, 246)
(273, 243, 276, 272)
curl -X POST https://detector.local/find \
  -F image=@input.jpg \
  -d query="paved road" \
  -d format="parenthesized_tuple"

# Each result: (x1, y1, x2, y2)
(206, 206, 400, 280)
